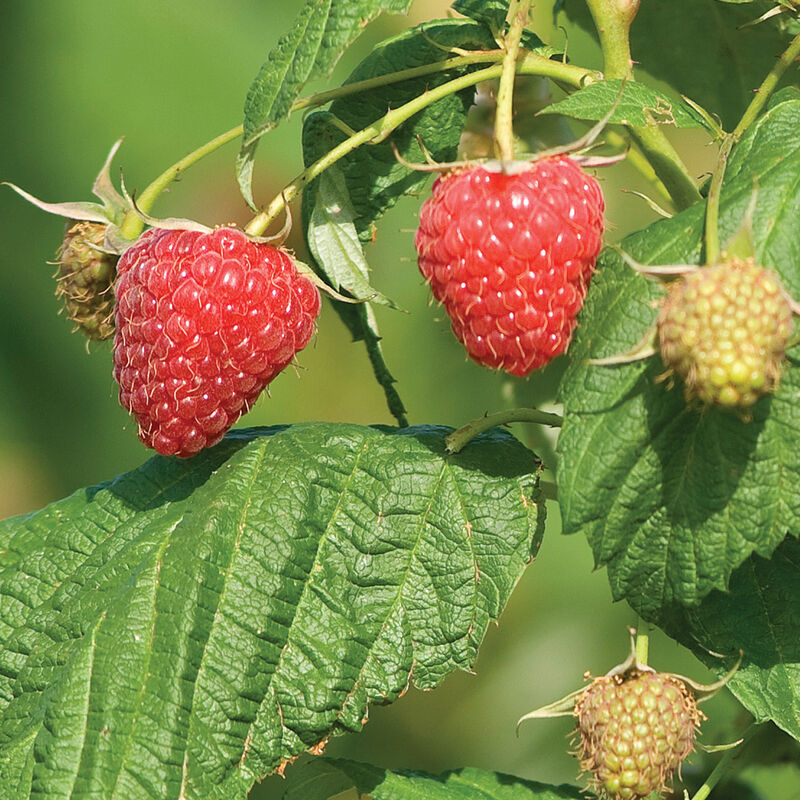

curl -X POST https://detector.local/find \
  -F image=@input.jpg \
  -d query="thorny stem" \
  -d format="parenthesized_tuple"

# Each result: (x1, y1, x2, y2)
(445, 407, 564, 454)
(704, 31, 800, 263)
(689, 724, 757, 800)
(583, 0, 701, 210)
(117, 50, 512, 241)
(494, 0, 532, 162)
(245, 54, 599, 235)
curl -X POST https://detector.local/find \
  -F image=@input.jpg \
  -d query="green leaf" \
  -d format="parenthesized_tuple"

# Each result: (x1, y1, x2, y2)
(327, 760, 586, 799)
(0, 424, 544, 800)
(307, 166, 399, 310)
(659, 536, 800, 742)
(541, 79, 709, 130)
(452, 0, 510, 31)
(556, 97, 800, 620)
(305, 166, 408, 426)
(559, 0, 793, 128)
(769, 86, 800, 109)
(237, 0, 413, 207)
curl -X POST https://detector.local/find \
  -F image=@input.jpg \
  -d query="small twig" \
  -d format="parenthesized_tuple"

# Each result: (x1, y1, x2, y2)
(445, 407, 563, 454)
(494, 0, 532, 162)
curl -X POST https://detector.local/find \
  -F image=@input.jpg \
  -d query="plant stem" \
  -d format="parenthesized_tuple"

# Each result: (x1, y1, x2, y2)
(689, 724, 757, 800)
(445, 407, 564, 454)
(704, 31, 800, 263)
(245, 54, 599, 235)
(289, 51, 504, 117)
(634, 624, 649, 667)
(583, 0, 700, 210)
(585, 0, 640, 77)
(734, 30, 800, 138)
(703, 137, 733, 265)
(119, 125, 243, 239)
(117, 51, 511, 240)
(494, 0, 532, 162)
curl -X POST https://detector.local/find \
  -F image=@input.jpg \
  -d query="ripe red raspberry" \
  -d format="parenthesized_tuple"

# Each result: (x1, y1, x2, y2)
(113, 227, 320, 457)
(415, 156, 604, 376)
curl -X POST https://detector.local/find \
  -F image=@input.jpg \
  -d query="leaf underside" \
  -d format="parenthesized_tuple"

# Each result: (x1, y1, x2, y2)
(0, 424, 544, 800)
(305, 167, 408, 426)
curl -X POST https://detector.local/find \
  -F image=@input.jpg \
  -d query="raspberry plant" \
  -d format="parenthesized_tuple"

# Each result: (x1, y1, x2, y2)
(2, 1, 800, 799)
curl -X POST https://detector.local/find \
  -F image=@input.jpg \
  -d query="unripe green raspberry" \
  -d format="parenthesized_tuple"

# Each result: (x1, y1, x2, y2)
(56, 221, 118, 341)
(575, 670, 701, 800)
(658, 258, 793, 407)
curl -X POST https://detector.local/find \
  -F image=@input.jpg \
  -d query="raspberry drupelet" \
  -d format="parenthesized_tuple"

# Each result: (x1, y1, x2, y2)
(415, 156, 604, 376)
(113, 226, 320, 457)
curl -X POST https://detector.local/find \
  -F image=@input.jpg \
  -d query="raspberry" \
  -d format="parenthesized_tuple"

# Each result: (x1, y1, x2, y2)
(575, 670, 701, 800)
(658, 258, 793, 407)
(56, 221, 117, 341)
(415, 156, 604, 376)
(113, 227, 321, 457)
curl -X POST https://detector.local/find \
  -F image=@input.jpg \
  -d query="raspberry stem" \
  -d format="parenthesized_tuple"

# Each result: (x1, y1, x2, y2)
(444, 407, 564, 455)
(583, 0, 701, 210)
(245, 54, 600, 236)
(704, 31, 800, 263)
(634, 625, 649, 667)
(493, 0, 533, 163)
(118, 51, 513, 241)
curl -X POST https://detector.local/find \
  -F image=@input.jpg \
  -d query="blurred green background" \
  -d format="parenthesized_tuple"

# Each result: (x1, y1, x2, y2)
(1, 2, 797, 798)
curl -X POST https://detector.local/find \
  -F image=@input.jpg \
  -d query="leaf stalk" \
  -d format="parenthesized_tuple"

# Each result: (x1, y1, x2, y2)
(493, 0, 532, 162)
(445, 407, 564, 454)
